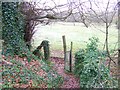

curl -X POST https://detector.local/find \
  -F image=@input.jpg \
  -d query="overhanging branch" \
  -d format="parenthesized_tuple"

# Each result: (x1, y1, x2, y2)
(26, 10, 72, 21)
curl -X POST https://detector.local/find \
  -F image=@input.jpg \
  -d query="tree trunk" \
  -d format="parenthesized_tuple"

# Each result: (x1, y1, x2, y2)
(105, 24, 111, 68)
(118, 2, 120, 89)
(105, 23, 116, 68)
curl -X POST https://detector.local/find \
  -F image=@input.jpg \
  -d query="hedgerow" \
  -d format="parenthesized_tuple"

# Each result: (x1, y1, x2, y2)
(74, 37, 118, 88)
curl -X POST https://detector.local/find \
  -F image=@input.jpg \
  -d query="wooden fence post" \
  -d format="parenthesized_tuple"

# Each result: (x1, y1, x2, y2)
(33, 40, 49, 60)
(43, 40, 50, 60)
(69, 42, 73, 72)
(62, 35, 67, 69)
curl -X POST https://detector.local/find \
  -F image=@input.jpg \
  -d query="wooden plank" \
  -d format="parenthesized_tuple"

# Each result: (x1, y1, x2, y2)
(65, 51, 70, 71)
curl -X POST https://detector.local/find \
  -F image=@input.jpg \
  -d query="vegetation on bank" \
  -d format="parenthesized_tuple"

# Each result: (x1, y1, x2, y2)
(74, 37, 118, 88)
(1, 2, 63, 88)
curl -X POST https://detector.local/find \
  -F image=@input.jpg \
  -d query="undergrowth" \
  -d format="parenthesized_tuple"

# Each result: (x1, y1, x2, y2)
(1, 2, 63, 88)
(74, 37, 118, 88)
(1, 56, 63, 88)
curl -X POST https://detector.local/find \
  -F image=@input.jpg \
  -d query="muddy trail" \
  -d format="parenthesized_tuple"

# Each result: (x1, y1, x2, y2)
(50, 57, 80, 88)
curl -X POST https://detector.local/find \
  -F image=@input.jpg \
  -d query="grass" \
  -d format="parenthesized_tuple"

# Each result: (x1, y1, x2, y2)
(32, 22, 118, 57)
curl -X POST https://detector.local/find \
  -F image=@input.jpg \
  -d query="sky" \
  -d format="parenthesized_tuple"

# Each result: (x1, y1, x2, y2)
(25, 0, 117, 5)
(25, 0, 118, 12)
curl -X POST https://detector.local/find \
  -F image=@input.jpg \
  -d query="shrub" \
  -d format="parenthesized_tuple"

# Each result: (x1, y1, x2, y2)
(74, 37, 118, 88)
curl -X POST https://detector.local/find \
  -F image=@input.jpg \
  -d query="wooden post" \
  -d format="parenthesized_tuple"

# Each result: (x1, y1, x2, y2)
(33, 40, 49, 60)
(62, 35, 67, 69)
(69, 42, 73, 72)
(43, 40, 50, 60)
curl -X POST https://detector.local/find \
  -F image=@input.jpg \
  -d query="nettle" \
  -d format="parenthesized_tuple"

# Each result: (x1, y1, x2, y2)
(74, 37, 118, 88)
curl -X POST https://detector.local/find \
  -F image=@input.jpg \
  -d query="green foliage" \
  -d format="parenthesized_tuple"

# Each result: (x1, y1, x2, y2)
(2, 2, 25, 55)
(2, 58, 63, 88)
(2, 59, 45, 88)
(40, 60, 63, 88)
(74, 37, 118, 88)
(47, 70, 63, 88)
(74, 49, 85, 77)
(2, 2, 38, 62)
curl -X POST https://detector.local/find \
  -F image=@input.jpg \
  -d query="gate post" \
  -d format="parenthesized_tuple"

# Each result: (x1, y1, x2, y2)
(62, 35, 67, 69)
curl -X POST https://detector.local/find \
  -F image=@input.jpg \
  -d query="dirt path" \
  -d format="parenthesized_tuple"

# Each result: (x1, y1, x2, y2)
(50, 57, 80, 88)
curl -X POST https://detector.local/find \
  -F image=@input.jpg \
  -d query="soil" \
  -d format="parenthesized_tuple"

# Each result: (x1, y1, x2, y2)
(50, 57, 80, 88)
